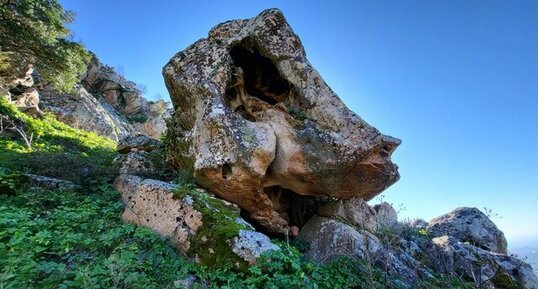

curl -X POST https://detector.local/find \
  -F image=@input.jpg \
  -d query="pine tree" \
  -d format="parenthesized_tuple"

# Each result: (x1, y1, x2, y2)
(0, 0, 90, 92)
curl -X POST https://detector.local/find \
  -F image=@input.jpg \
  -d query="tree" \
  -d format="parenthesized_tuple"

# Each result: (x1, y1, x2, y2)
(0, 0, 90, 92)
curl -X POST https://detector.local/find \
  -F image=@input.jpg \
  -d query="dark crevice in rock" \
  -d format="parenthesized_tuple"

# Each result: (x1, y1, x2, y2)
(263, 185, 325, 230)
(221, 163, 232, 180)
(229, 40, 290, 105)
(224, 38, 303, 123)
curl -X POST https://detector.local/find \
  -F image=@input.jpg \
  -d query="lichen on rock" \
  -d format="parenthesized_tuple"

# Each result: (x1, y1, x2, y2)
(163, 8, 401, 235)
(113, 174, 278, 267)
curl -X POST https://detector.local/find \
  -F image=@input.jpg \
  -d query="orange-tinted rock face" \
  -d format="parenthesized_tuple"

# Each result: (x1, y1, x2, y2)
(163, 9, 400, 235)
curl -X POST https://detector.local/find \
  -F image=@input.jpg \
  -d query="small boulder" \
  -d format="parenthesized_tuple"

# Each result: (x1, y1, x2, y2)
(117, 134, 161, 154)
(318, 198, 398, 232)
(428, 207, 507, 254)
(23, 173, 76, 190)
(10, 87, 42, 116)
(297, 216, 382, 263)
(117, 151, 158, 177)
(113, 174, 278, 266)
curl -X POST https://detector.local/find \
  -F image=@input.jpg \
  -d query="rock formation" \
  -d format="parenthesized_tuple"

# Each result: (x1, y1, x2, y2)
(163, 8, 400, 235)
(114, 174, 278, 267)
(1, 54, 170, 142)
(298, 199, 538, 289)
(428, 207, 508, 254)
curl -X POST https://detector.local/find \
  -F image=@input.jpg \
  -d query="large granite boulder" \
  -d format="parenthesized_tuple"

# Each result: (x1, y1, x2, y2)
(113, 174, 279, 267)
(428, 207, 507, 254)
(163, 8, 400, 235)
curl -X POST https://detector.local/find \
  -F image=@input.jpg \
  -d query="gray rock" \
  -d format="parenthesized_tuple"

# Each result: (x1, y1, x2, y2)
(117, 134, 161, 154)
(174, 275, 198, 289)
(433, 236, 538, 289)
(9, 87, 42, 116)
(163, 8, 400, 235)
(81, 55, 144, 117)
(23, 173, 76, 190)
(298, 216, 429, 287)
(117, 151, 157, 177)
(428, 207, 507, 254)
(297, 216, 382, 263)
(318, 198, 397, 232)
(113, 174, 278, 266)
(229, 229, 279, 264)
(39, 86, 133, 141)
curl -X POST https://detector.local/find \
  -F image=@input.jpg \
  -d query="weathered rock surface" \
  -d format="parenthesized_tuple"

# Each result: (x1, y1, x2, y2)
(298, 216, 429, 287)
(297, 198, 537, 289)
(9, 87, 42, 115)
(164, 8, 400, 235)
(40, 86, 132, 141)
(318, 197, 398, 232)
(117, 151, 158, 177)
(117, 134, 162, 154)
(23, 173, 76, 190)
(428, 207, 507, 254)
(298, 216, 382, 263)
(433, 236, 538, 289)
(113, 174, 278, 266)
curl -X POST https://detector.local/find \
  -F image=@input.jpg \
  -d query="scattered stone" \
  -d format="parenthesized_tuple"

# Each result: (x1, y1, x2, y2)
(164, 8, 400, 235)
(174, 275, 197, 289)
(229, 229, 279, 264)
(428, 207, 507, 254)
(117, 134, 161, 154)
(23, 173, 76, 190)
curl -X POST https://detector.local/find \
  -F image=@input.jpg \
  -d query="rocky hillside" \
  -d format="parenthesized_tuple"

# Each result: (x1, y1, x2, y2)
(3, 54, 170, 142)
(1, 3, 537, 289)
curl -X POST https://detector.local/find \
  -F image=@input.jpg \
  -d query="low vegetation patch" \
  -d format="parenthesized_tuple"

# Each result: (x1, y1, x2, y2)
(0, 98, 117, 186)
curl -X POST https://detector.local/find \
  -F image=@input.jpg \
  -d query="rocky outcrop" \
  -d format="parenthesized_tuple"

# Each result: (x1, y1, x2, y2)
(2, 66, 42, 116)
(433, 236, 538, 289)
(163, 8, 400, 235)
(297, 198, 536, 288)
(39, 86, 132, 141)
(114, 174, 278, 266)
(81, 55, 144, 117)
(2, 54, 170, 141)
(428, 207, 508, 254)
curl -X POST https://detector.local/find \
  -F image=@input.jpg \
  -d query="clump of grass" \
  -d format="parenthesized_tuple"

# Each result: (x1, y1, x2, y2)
(0, 98, 117, 186)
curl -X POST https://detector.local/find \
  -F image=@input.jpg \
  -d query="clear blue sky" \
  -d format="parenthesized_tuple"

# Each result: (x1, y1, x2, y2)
(61, 0, 538, 248)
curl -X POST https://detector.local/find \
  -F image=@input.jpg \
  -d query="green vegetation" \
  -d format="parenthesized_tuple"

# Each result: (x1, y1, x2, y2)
(0, 94, 476, 288)
(0, 0, 91, 92)
(173, 187, 250, 268)
(0, 98, 117, 186)
(289, 107, 308, 121)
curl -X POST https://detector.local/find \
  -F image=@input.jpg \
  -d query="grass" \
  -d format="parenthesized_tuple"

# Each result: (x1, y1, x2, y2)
(0, 98, 117, 186)
(0, 97, 477, 288)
